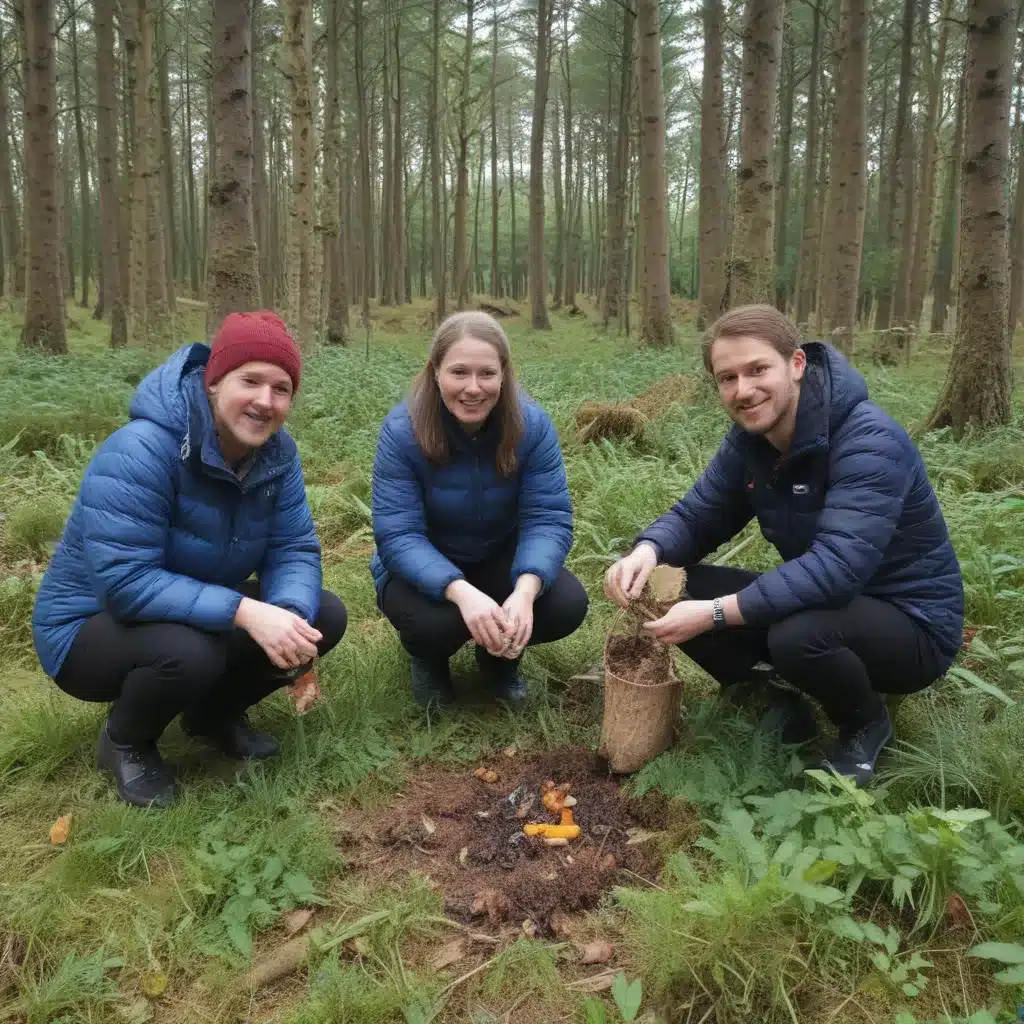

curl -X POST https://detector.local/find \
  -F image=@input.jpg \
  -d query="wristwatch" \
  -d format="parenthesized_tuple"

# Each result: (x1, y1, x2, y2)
(711, 597, 727, 631)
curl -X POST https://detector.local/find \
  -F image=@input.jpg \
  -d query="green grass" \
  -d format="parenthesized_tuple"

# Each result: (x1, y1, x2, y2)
(2, 298, 1024, 1022)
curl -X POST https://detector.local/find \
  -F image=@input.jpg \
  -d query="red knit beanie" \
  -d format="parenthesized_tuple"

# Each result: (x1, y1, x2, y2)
(204, 311, 302, 392)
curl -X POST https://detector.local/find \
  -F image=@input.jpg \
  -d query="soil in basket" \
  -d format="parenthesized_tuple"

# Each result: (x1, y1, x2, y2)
(605, 634, 672, 687)
(334, 746, 686, 936)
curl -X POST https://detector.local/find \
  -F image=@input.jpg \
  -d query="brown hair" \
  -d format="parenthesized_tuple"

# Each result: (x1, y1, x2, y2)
(702, 303, 804, 373)
(407, 311, 525, 476)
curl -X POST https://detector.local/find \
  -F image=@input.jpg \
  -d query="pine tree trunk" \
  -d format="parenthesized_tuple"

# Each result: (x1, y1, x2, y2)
(698, 0, 727, 328)
(1007, 63, 1024, 339)
(454, 0, 475, 311)
(507, 111, 516, 299)
(930, 72, 965, 334)
(562, 30, 578, 310)
(908, 0, 952, 328)
(602, 3, 635, 328)
(430, 0, 446, 322)
(473, 130, 485, 292)
(730, 0, 784, 306)
(156, 8, 176, 304)
(251, 0, 269, 305)
(925, 0, 1015, 433)
(390, 18, 406, 306)
(817, 0, 870, 354)
(183, 29, 201, 296)
(69, 6, 91, 308)
(21, 0, 67, 353)
(773, 36, 795, 312)
(551, 98, 564, 309)
(528, 0, 552, 328)
(322, 0, 348, 344)
(636, 0, 674, 348)
(0, 30, 25, 298)
(283, 0, 316, 350)
(793, 0, 821, 326)
(489, 0, 501, 298)
(874, 0, 915, 332)
(206, 0, 260, 339)
(94, 0, 127, 345)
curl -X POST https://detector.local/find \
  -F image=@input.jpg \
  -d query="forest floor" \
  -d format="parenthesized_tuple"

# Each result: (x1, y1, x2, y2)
(1, 295, 1024, 1023)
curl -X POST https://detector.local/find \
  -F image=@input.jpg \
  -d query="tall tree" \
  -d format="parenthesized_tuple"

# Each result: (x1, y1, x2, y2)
(454, 0, 476, 310)
(698, 0, 727, 328)
(21, 0, 67, 353)
(793, 0, 821, 325)
(322, 0, 348, 344)
(0, 29, 25, 297)
(430, 0, 445, 322)
(68, 1, 91, 309)
(489, 0, 501, 298)
(206, 0, 260, 338)
(730, 0, 784, 306)
(636, 0, 674, 347)
(931, 67, 965, 333)
(94, 0, 127, 345)
(773, 35, 795, 311)
(528, 0, 553, 328)
(283, 0, 316, 350)
(925, 0, 1016, 432)
(817, 0, 870, 353)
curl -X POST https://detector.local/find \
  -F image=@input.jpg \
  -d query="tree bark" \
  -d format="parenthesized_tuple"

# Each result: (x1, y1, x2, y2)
(430, 0, 446, 321)
(636, 0, 674, 347)
(489, 0, 501, 298)
(931, 64, 964, 333)
(1007, 58, 1024, 339)
(874, 0, 916, 331)
(21, 0, 67, 353)
(156, 7, 176, 304)
(94, 0, 127, 345)
(322, 0, 348, 343)
(602, 2, 635, 328)
(773, 34, 795, 312)
(528, 0, 553, 328)
(817, 0, 870, 354)
(730, 0, 783, 307)
(252, 0, 270, 305)
(793, 0, 821, 326)
(0, 28, 25, 298)
(454, 0, 475, 310)
(206, 0, 260, 339)
(551, 98, 563, 309)
(69, 4, 91, 308)
(698, 0, 727, 328)
(925, 0, 1015, 433)
(282, 0, 316, 350)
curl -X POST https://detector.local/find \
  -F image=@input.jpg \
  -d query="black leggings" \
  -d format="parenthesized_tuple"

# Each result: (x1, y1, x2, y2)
(679, 564, 947, 731)
(55, 581, 348, 745)
(379, 545, 589, 673)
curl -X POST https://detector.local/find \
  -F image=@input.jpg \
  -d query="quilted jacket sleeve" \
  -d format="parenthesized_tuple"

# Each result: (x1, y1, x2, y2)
(372, 414, 465, 600)
(79, 424, 243, 630)
(259, 457, 322, 622)
(511, 408, 573, 593)
(736, 410, 912, 626)
(634, 433, 753, 566)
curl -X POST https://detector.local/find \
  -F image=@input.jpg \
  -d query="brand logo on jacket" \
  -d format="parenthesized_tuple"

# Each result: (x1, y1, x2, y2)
(792, 483, 810, 495)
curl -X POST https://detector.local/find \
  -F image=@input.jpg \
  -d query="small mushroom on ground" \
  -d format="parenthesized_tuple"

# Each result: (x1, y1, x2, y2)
(474, 767, 500, 783)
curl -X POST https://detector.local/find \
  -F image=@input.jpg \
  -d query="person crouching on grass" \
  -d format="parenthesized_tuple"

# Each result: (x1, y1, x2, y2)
(370, 310, 589, 708)
(32, 312, 347, 808)
(605, 304, 963, 785)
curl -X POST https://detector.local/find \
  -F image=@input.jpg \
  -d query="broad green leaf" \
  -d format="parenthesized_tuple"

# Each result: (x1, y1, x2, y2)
(262, 855, 284, 883)
(870, 951, 890, 972)
(861, 922, 887, 947)
(803, 859, 839, 883)
(610, 973, 643, 1023)
(227, 921, 253, 959)
(994, 964, 1024, 984)
(582, 998, 608, 1024)
(283, 871, 317, 903)
(900, 982, 919, 997)
(828, 915, 864, 942)
(967, 941, 1024, 964)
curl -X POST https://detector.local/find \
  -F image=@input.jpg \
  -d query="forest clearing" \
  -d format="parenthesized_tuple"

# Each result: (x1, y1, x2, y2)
(0, 299, 1022, 1023)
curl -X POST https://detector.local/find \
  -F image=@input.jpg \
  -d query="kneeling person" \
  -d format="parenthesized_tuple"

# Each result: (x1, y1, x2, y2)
(605, 305, 963, 784)
(32, 313, 347, 808)
(371, 311, 589, 707)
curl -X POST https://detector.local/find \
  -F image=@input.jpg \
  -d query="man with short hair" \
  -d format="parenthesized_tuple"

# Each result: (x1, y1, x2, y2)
(605, 304, 963, 784)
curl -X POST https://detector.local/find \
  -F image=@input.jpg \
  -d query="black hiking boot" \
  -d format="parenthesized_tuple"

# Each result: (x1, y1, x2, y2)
(410, 656, 456, 708)
(475, 647, 528, 707)
(96, 720, 177, 808)
(820, 706, 893, 786)
(183, 713, 280, 760)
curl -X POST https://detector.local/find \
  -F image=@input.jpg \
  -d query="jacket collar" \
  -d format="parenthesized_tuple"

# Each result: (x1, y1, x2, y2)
(439, 396, 499, 454)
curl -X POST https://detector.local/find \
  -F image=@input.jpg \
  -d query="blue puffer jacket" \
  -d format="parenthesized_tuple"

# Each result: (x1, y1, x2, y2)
(32, 342, 322, 678)
(636, 342, 964, 664)
(370, 395, 573, 600)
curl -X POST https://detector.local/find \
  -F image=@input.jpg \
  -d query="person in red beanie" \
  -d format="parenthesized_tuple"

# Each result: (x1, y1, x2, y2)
(32, 314, 347, 808)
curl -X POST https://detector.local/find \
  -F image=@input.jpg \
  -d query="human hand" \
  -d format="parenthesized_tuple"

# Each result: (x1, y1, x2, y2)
(604, 543, 659, 608)
(501, 575, 540, 658)
(235, 597, 322, 670)
(642, 600, 713, 645)
(447, 580, 510, 655)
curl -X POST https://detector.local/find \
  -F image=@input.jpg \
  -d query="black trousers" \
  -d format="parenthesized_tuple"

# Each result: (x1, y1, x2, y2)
(55, 581, 348, 745)
(680, 564, 946, 732)
(379, 544, 589, 675)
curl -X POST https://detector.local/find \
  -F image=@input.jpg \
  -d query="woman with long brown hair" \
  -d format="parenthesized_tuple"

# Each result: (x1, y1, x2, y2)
(371, 311, 588, 707)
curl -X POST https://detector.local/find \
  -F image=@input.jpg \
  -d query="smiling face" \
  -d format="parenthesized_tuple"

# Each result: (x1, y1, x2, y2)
(435, 337, 504, 430)
(709, 335, 806, 450)
(207, 361, 294, 464)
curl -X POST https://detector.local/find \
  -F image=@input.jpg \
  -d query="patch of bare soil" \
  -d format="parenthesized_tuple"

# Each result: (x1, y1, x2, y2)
(605, 634, 674, 687)
(335, 746, 671, 936)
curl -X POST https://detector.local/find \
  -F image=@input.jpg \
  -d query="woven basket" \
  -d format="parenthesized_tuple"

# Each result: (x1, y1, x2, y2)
(598, 613, 683, 774)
